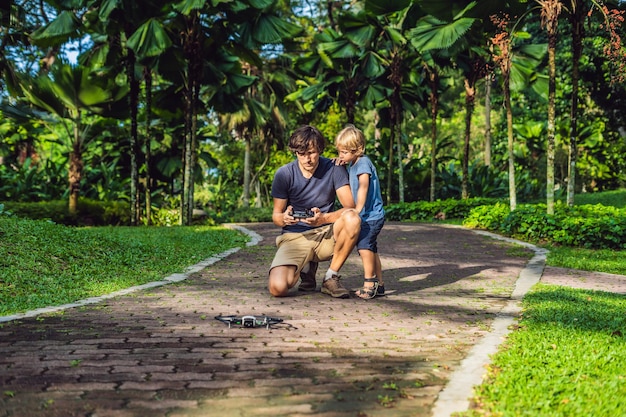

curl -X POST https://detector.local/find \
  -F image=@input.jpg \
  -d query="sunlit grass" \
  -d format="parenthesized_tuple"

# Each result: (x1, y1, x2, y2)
(568, 188, 626, 209)
(545, 245, 626, 276)
(458, 189, 626, 417)
(0, 217, 249, 316)
(460, 285, 626, 417)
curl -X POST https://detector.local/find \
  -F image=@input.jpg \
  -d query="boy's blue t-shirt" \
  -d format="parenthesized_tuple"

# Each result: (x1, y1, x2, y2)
(271, 157, 349, 233)
(348, 155, 385, 222)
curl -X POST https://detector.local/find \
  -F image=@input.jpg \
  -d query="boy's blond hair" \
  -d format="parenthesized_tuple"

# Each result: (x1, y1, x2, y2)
(335, 124, 365, 157)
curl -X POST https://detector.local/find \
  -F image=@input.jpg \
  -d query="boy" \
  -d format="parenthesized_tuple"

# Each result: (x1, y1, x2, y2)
(335, 124, 386, 299)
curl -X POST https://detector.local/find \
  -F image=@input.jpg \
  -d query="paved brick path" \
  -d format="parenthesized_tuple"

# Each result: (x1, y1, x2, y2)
(0, 222, 534, 417)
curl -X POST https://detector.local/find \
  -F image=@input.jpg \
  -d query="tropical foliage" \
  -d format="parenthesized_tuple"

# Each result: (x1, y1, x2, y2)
(0, 0, 625, 225)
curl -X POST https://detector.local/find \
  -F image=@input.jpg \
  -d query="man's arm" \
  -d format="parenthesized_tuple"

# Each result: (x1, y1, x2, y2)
(313, 184, 355, 225)
(272, 198, 289, 228)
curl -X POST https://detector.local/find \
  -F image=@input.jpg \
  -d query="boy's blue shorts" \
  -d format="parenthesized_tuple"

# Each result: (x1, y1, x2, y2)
(356, 217, 385, 253)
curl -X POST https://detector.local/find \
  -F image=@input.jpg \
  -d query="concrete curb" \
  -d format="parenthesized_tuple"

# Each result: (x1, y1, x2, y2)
(0, 223, 263, 324)
(430, 229, 548, 417)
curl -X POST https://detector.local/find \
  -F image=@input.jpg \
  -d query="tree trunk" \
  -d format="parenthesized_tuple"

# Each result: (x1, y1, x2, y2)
(543, 0, 561, 215)
(251, 153, 269, 208)
(68, 122, 82, 215)
(429, 71, 438, 202)
(567, 0, 583, 207)
(144, 68, 153, 225)
(546, 34, 556, 215)
(504, 74, 517, 211)
(386, 126, 394, 205)
(242, 135, 251, 208)
(189, 78, 199, 222)
(388, 53, 404, 204)
(127, 49, 140, 226)
(396, 121, 404, 203)
(181, 12, 201, 226)
(182, 85, 193, 225)
(484, 73, 493, 167)
(462, 78, 475, 200)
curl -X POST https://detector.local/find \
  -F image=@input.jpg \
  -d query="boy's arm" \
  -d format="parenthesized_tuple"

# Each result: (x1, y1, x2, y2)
(355, 173, 370, 213)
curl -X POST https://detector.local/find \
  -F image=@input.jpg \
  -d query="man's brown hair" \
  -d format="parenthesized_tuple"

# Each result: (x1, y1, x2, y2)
(288, 125, 326, 154)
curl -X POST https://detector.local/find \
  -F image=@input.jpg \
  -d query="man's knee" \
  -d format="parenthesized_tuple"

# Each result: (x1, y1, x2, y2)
(269, 285, 288, 297)
(268, 266, 292, 297)
(341, 209, 361, 236)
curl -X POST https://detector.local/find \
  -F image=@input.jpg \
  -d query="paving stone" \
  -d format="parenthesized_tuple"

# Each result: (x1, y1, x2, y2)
(0, 222, 558, 417)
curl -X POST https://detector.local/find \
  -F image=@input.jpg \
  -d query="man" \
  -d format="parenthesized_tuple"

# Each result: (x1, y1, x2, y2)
(269, 125, 361, 298)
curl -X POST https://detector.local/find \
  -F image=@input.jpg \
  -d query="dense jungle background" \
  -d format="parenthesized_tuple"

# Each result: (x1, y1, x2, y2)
(1, 0, 625, 226)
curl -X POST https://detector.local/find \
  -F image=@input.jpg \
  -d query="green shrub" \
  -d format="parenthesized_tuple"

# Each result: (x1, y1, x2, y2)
(463, 202, 510, 231)
(554, 204, 626, 248)
(385, 198, 501, 221)
(499, 203, 560, 242)
(2, 199, 131, 226)
(463, 202, 626, 249)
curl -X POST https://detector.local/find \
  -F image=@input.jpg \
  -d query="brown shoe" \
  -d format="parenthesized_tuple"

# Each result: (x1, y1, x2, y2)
(321, 275, 350, 298)
(298, 261, 318, 292)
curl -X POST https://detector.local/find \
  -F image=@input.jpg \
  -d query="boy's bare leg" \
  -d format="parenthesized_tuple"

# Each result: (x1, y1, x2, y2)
(359, 249, 377, 278)
(374, 253, 383, 287)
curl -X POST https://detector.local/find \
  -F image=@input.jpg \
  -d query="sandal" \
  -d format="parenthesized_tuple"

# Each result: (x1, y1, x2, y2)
(355, 278, 379, 300)
(377, 284, 385, 295)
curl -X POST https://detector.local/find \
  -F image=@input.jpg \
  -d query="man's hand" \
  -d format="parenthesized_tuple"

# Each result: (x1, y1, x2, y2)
(298, 207, 324, 226)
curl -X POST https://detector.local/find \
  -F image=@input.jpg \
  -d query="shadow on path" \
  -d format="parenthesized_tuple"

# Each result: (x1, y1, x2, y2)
(0, 222, 536, 417)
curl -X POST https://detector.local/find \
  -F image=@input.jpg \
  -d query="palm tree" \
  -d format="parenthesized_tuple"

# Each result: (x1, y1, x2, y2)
(362, 0, 426, 204)
(491, 13, 517, 211)
(563, 0, 624, 206)
(17, 62, 128, 214)
(170, 0, 301, 224)
(538, 0, 562, 215)
(410, 1, 533, 201)
(408, 2, 482, 200)
(289, 11, 387, 125)
(424, 57, 442, 202)
(223, 58, 295, 208)
(0, 1, 28, 96)
(566, 0, 584, 206)
(220, 79, 269, 208)
(29, 0, 173, 224)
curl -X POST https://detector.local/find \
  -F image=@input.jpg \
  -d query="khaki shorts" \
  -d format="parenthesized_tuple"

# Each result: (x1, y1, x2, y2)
(270, 224, 335, 276)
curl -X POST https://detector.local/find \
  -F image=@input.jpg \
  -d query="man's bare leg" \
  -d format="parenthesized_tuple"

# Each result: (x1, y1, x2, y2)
(328, 209, 361, 273)
(268, 265, 298, 297)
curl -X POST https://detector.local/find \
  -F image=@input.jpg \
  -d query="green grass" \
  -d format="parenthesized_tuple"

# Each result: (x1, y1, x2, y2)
(0, 217, 249, 316)
(457, 189, 626, 417)
(545, 189, 626, 275)
(459, 285, 626, 417)
(545, 245, 626, 276)
(568, 189, 626, 209)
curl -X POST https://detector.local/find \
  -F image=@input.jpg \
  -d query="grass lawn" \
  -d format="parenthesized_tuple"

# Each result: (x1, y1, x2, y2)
(458, 189, 626, 417)
(545, 245, 626, 276)
(567, 188, 626, 208)
(460, 284, 626, 417)
(0, 217, 249, 316)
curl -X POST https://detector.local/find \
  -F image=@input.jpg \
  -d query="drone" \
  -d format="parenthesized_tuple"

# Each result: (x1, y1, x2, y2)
(214, 315, 283, 329)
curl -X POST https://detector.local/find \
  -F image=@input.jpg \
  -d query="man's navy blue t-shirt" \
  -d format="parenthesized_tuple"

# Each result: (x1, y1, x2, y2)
(271, 157, 349, 233)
